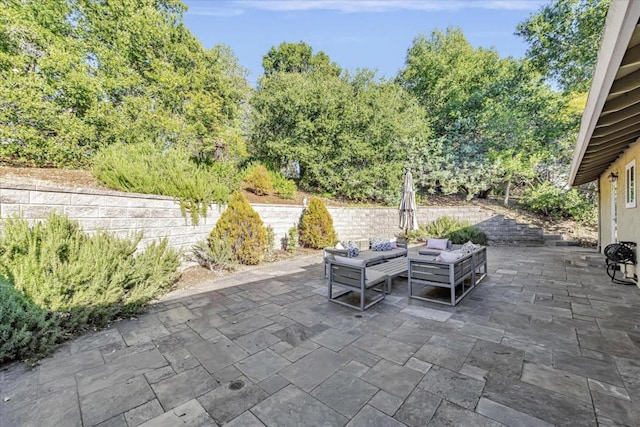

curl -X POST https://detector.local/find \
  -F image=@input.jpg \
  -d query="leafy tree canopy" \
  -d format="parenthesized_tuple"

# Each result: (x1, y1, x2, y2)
(0, 0, 249, 166)
(251, 57, 433, 204)
(262, 41, 341, 77)
(516, 0, 609, 93)
(398, 27, 578, 201)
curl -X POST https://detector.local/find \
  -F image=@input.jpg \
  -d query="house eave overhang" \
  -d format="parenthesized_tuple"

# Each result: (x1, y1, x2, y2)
(569, 0, 640, 186)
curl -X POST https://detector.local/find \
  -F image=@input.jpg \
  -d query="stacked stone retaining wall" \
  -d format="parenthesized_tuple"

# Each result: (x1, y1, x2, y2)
(0, 183, 544, 250)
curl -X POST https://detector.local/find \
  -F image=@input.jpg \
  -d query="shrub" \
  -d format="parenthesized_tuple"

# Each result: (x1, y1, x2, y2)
(244, 164, 274, 196)
(405, 224, 430, 242)
(447, 226, 489, 245)
(0, 213, 180, 362)
(519, 182, 596, 224)
(286, 226, 299, 253)
(299, 198, 338, 249)
(92, 142, 239, 224)
(269, 171, 297, 199)
(209, 192, 268, 265)
(425, 216, 471, 238)
(189, 239, 235, 273)
(265, 226, 275, 260)
(0, 276, 63, 364)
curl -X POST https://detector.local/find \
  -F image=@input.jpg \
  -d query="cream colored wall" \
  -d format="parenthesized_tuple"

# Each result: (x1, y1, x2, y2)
(599, 139, 640, 283)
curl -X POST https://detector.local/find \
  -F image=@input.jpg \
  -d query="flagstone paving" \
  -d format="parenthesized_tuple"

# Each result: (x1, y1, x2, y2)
(2, 246, 640, 426)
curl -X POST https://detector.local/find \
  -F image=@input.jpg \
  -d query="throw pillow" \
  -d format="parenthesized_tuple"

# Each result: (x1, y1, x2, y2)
(426, 238, 449, 250)
(370, 237, 393, 251)
(461, 241, 474, 255)
(335, 241, 345, 250)
(436, 250, 463, 263)
(345, 241, 360, 257)
(461, 240, 482, 256)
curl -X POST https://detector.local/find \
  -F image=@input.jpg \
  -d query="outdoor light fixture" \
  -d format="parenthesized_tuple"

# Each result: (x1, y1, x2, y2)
(608, 172, 619, 183)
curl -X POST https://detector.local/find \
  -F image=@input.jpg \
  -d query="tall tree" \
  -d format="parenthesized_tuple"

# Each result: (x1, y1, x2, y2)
(0, 0, 249, 166)
(251, 63, 433, 203)
(262, 41, 341, 77)
(398, 28, 576, 201)
(516, 0, 609, 93)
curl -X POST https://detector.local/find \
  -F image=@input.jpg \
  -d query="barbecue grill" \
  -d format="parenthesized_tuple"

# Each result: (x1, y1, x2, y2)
(604, 241, 637, 285)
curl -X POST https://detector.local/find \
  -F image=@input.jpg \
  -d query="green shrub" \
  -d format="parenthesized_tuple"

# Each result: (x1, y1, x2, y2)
(244, 164, 274, 196)
(286, 226, 299, 253)
(209, 192, 268, 265)
(269, 171, 297, 199)
(189, 240, 235, 273)
(0, 213, 180, 362)
(425, 216, 471, 238)
(265, 225, 275, 260)
(405, 224, 430, 242)
(447, 226, 489, 245)
(299, 198, 338, 249)
(0, 276, 63, 364)
(519, 182, 596, 224)
(92, 142, 240, 224)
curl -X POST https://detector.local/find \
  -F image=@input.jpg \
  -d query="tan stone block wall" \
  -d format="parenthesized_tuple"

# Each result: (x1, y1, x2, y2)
(1, 183, 528, 254)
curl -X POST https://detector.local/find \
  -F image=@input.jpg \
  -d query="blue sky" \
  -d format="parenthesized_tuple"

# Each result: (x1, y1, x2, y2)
(182, 0, 549, 85)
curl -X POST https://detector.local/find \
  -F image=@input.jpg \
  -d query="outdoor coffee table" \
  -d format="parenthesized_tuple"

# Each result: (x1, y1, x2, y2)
(368, 257, 408, 293)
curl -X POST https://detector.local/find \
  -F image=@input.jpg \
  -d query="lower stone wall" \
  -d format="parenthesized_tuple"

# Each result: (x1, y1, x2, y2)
(0, 183, 525, 252)
(327, 206, 495, 241)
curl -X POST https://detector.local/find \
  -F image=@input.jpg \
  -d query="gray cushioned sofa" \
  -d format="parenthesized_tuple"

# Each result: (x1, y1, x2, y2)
(323, 240, 407, 277)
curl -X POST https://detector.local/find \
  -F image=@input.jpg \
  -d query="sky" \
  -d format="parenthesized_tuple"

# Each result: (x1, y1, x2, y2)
(182, 0, 550, 85)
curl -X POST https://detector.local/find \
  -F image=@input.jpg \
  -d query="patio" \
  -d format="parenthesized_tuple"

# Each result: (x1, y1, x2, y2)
(2, 246, 640, 426)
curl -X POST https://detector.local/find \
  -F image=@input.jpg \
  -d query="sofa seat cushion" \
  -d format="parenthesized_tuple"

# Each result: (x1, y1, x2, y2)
(380, 247, 407, 260)
(357, 251, 386, 265)
(418, 248, 445, 256)
(364, 269, 387, 286)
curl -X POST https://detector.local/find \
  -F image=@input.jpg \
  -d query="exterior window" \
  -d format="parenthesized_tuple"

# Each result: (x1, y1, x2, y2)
(626, 160, 636, 208)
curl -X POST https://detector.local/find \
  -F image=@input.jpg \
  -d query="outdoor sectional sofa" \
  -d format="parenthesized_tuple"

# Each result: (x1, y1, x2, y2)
(408, 245, 487, 306)
(324, 238, 408, 311)
(322, 239, 408, 277)
(326, 258, 388, 311)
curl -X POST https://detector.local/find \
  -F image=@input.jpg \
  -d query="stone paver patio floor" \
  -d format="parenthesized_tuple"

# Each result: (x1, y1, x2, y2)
(2, 246, 640, 426)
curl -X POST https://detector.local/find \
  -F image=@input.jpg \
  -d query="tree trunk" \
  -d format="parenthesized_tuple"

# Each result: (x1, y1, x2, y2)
(504, 179, 511, 206)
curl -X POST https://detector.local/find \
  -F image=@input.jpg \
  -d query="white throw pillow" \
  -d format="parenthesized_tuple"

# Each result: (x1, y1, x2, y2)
(426, 238, 449, 250)
(436, 250, 463, 263)
(335, 242, 345, 250)
(461, 241, 475, 255)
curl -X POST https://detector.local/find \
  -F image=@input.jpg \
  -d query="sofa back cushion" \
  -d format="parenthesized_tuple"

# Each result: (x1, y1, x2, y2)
(426, 238, 449, 250)
(370, 237, 396, 251)
(334, 255, 366, 268)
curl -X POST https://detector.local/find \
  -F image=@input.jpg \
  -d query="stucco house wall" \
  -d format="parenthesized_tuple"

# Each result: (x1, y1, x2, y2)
(599, 138, 639, 280)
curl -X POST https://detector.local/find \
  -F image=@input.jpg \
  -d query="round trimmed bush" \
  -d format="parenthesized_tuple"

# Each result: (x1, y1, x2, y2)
(210, 192, 268, 265)
(299, 198, 338, 249)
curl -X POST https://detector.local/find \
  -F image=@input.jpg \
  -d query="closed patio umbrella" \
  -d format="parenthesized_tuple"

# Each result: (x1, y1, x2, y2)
(399, 169, 418, 236)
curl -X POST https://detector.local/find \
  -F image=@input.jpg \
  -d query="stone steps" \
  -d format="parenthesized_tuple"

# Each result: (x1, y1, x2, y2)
(474, 214, 545, 246)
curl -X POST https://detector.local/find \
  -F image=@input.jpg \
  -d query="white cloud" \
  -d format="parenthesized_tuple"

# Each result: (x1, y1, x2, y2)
(184, 6, 244, 17)
(229, 0, 544, 13)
